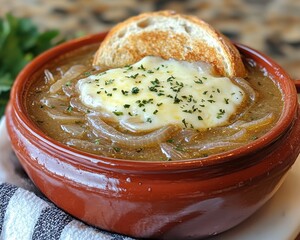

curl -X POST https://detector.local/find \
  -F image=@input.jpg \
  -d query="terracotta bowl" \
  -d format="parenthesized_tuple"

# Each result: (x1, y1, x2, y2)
(6, 33, 300, 239)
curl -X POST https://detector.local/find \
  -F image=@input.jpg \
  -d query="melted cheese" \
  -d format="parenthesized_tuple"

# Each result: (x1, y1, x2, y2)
(77, 56, 245, 131)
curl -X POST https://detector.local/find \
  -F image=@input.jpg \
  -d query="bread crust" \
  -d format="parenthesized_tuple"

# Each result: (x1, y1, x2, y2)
(93, 10, 247, 78)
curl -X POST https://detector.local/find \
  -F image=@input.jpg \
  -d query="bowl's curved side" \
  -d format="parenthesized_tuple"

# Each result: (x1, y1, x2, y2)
(6, 100, 300, 238)
(5, 32, 300, 239)
(6, 33, 299, 173)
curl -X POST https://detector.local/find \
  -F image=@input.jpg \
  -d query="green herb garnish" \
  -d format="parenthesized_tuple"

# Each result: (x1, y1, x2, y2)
(113, 147, 121, 152)
(131, 87, 139, 94)
(113, 111, 123, 116)
(66, 106, 73, 112)
(217, 109, 226, 119)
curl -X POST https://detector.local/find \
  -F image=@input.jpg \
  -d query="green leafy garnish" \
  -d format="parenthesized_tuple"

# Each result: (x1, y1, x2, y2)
(0, 13, 63, 116)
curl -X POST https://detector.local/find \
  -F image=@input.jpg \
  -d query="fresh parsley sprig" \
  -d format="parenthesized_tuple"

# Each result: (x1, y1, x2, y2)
(0, 13, 64, 116)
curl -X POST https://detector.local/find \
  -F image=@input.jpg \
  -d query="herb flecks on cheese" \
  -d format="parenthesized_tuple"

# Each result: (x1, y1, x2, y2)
(77, 56, 245, 131)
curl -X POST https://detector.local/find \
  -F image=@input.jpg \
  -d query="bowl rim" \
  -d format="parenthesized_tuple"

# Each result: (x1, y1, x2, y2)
(9, 33, 298, 172)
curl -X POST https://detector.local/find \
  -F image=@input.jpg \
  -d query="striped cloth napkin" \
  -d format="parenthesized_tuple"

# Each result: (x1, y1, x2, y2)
(0, 117, 134, 240)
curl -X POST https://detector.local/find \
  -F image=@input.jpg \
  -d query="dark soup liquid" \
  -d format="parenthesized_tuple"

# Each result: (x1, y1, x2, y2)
(26, 44, 283, 161)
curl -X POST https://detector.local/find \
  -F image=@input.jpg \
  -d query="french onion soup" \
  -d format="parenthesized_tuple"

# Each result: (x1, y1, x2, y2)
(26, 44, 283, 161)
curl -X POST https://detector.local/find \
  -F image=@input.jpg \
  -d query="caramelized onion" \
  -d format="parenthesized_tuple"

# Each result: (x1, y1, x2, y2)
(227, 120, 246, 130)
(46, 109, 84, 123)
(40, 97, 68, 111)
(49, 94, 69, 102)
(185, 141, 241, 151)
(119, 117, 149, 132)
(172, 129, 199, 143)
(223, 129, 247, 142)
(160, 143, 190, 160)
(87, 113, 179, 148)
(70, 98, 93, 114)
(44, 69, 55, 84)
(62, 84, 76, 98)
(61, 124, 86, 137)
(234, 77, 257, 102)
(50, 65, 86, 93)
(239, 113, 274, 131)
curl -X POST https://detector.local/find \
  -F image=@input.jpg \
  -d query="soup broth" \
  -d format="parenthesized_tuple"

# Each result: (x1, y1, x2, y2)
(26, 44, 283, 161)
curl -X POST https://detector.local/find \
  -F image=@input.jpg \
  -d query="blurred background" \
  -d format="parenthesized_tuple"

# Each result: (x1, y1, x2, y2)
(0, 0, 300, 79)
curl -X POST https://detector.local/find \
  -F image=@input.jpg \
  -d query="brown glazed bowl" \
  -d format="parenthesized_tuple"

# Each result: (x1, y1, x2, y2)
(6, 33, 300, 239)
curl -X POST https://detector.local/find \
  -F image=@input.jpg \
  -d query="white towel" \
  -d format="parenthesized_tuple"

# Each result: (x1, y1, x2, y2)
(0, 183, 133, 240)
(1, 117, 300, 240)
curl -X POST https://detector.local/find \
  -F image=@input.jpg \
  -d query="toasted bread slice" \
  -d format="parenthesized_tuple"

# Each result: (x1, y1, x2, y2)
(93, 11, 247, 78)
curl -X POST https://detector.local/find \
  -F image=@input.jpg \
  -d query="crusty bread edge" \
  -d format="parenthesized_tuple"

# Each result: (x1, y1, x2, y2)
(93, 10, 247, 78)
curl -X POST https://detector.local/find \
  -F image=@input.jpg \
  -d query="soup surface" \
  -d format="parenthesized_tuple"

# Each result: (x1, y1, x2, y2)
(27, 44, 283, 161)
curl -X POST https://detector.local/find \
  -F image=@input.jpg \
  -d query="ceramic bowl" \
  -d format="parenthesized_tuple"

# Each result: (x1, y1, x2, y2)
(6, 33, 300, 239)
